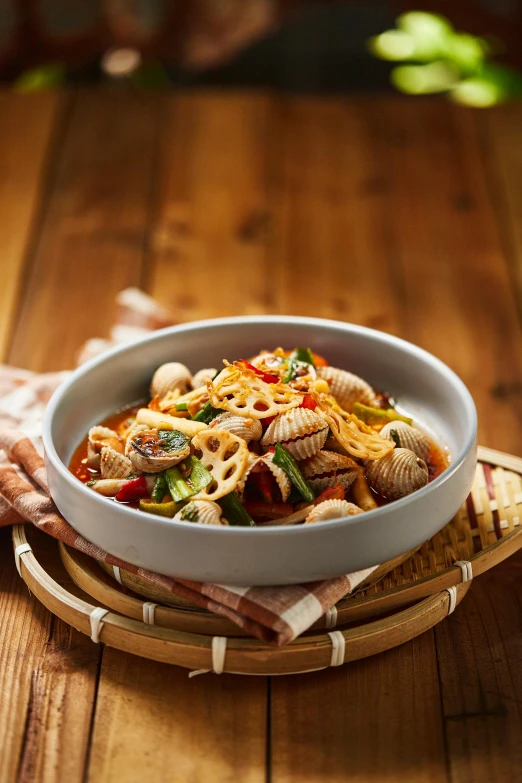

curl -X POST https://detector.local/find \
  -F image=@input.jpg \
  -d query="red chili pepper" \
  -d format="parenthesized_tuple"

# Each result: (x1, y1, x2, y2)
(240, 360, 279, 385)
(262, 415, 277, 430)
(116, 475, 148, 503)
(249, 471, 275, 502)
(300, 394, 317, 411)
(314, 484, 345, 504)
(243, 501, 294, 520)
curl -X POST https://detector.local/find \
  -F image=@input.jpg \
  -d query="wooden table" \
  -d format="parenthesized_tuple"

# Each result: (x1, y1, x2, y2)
(2, 89, 522, 782)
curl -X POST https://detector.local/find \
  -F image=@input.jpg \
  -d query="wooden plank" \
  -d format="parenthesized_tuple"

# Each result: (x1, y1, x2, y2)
(477, 105, 522, 328)
(87, 649, 267, 783)
(435, 552, 522, 782)
(271, 634, 446, 783)
(274, 97, 405, 333)
(365, 98, 522, 454)
(147, 92, 274, 320)
(0, 91, 63, 361)
(8, 89, 160, 372)
(0, 527, 100, 783)
(270, 97, 449, 782)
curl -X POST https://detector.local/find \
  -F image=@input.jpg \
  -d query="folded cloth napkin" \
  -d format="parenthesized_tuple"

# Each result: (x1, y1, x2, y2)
(0, 289, 376, 646)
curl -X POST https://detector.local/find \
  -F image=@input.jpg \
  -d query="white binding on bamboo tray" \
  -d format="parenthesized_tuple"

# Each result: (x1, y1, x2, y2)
(446, 586, 458, 615)
(325, 605, 338, 629)
(189, 636, 228, 678)
(14, 542, 32, 577)
(112, 565, 123, 584)
(142, 602, 158, 625)
(454, 560, 473, 583)
(90, 607, 109, 643)
(328, 630, 346, 667)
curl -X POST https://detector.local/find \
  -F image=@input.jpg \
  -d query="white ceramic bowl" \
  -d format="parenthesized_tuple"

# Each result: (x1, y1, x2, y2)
(43, 316, 477, 586)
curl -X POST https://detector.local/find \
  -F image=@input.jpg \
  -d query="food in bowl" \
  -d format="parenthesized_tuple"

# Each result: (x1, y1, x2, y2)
(69, 347, 449, 527)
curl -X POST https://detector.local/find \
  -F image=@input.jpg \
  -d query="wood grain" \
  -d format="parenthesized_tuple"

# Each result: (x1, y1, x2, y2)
(271, 634, 448, 783)
(87, 650, 267, 783)
(0, 92, 64, 361)
(8, 90, 161, 372)
(147, 93, 275, 319)
(0, 528, 99, 783)
(436, 553, 522, 782)
(365, 99, 522, 454)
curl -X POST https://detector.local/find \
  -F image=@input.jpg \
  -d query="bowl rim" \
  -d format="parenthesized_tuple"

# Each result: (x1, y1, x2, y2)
(43, 314, 478, 537)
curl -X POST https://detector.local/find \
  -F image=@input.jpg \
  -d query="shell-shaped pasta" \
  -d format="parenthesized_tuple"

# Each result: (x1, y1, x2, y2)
(299, 450, 359, 494)
(126, 427, 191, 473)
(317, 366, 377, 411)
(100, 447, 134, 479)
(150, 362, 192, 399)
(191, 368, 217, 389)
(87, 426, 123, 468)
(210, 412, 262, 444)
(261, 408, 328, 460)
(173, 500, 228, 526)
(305, 499, 364, 524)
(380, 421, 431, 463)
(237, 452, 292, 502)
(366, 448, 429, 499)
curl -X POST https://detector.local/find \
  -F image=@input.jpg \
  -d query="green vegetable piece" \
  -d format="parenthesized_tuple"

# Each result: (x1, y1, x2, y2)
(218, 493, 256, 527)
(86, 479, 97, 487)
(175, 401, 189, 411)
(151, 472, 169, 503)
(272, 443, 315, 504)
(164, 456, 213, 502)
(389, 429, 401, 448)
(352, 402, 413, 427)
(165, 466, 194, 503)
(291, 347, 315, 366)
(191, 401, 225, 423)
(139, 499, 180, 518)
(158, 429, 190, 454)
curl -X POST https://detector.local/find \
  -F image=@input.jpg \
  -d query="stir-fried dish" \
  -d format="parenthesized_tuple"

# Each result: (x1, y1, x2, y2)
(69, 348, 449, 527)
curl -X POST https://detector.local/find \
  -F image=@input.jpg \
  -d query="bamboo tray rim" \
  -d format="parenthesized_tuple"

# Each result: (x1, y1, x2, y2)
(11, 446, 522, 675)
(13, 522, 470, 675)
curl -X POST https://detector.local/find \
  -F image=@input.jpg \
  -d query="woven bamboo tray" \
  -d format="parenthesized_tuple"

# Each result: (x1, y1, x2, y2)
(12, 447, 522, 675)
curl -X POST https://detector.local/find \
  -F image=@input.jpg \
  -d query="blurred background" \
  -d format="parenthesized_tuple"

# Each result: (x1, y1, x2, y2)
(1, 1, 522, 103)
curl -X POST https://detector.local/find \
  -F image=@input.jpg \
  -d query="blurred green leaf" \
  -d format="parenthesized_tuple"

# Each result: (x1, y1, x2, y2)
(14, 64, 66, 92)
(392, 62, 460, 95)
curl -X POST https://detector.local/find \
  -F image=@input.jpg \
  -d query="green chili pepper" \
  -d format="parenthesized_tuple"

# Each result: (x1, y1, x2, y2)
(218, 493, 256, 527)
(272, 443, 315, 503)
(175, 401, 189, 411)
(352, 402, 413, 427)
(389, 429, 401, 448)
(191, 401, 225, 423)
(139, 499, 180, 518)
(151, 472, 169, 503)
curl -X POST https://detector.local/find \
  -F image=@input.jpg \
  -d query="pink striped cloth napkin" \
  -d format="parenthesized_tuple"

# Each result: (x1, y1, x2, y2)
(0, 289, 376, 646)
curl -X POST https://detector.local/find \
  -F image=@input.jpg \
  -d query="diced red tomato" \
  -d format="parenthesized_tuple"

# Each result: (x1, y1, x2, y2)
(240, 360, 279, 385)
(312, 352, 328, 367)
(261, 415, 277, 429)
(249, 471, 275, 502)
(243, 501, 294, 520)
(300, 394, 317, 411)
(116, 476, 148, 503)
(314, 484, 345, 504)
